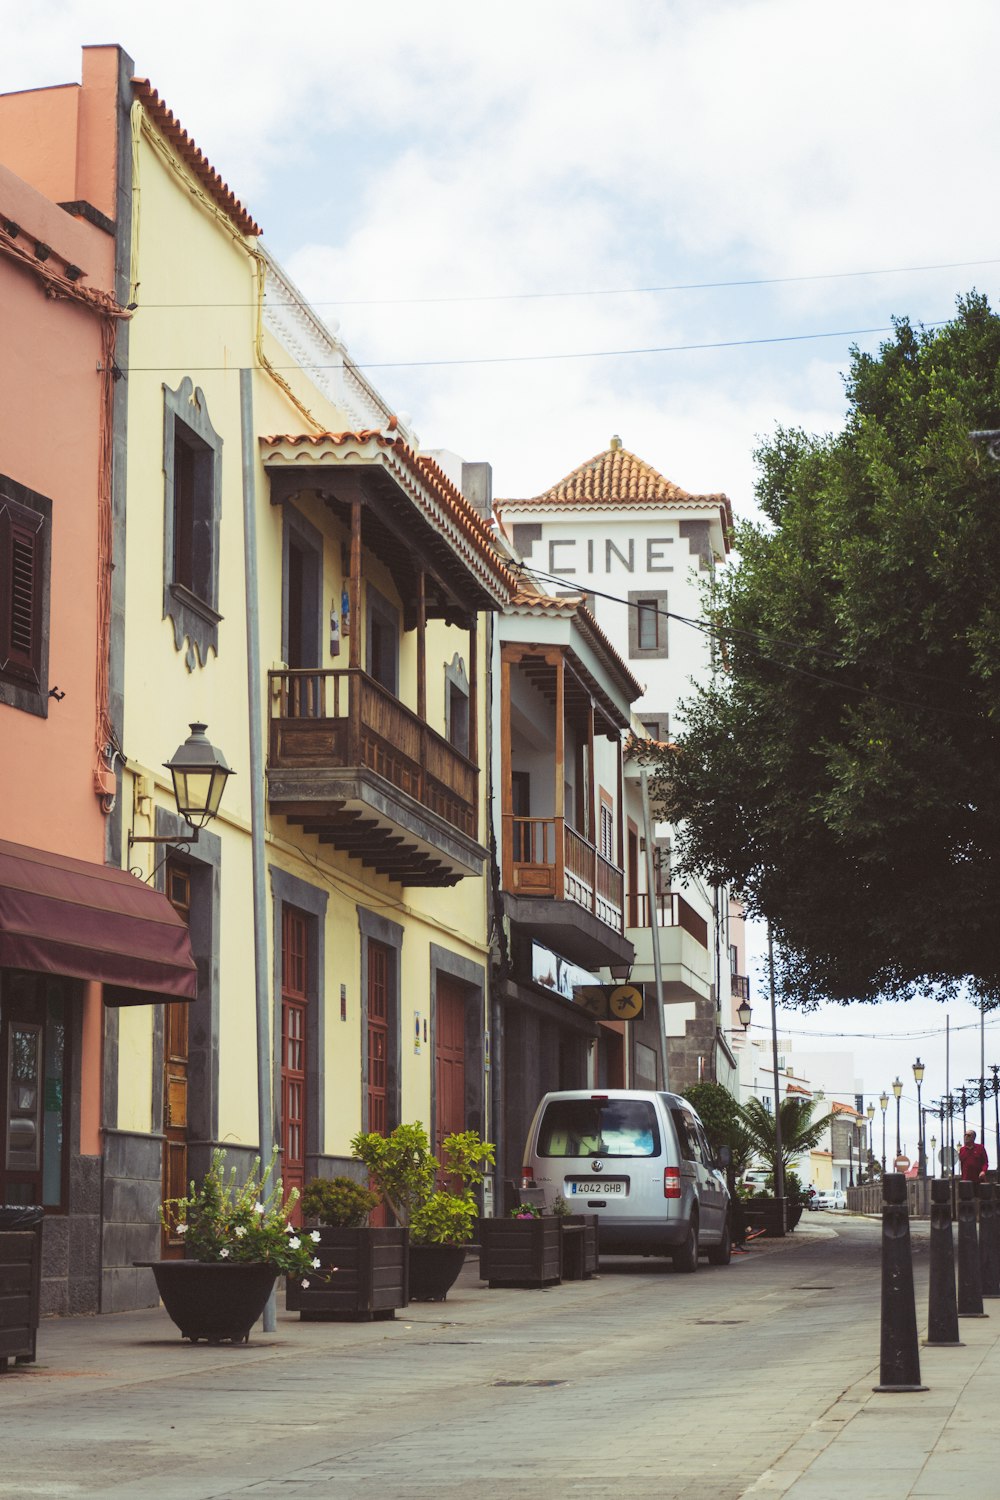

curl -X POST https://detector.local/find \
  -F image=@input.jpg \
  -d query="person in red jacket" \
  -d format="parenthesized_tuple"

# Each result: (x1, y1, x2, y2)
(959, 1130, 989, 1183)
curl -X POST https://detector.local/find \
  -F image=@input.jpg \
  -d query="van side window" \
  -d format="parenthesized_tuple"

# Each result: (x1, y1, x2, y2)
(670, 1108, 702, 1163)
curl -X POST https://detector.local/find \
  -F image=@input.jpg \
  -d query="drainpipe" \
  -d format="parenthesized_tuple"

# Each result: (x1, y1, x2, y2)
(240, 369, 276, 1331)
(639, 765, 668, 1088)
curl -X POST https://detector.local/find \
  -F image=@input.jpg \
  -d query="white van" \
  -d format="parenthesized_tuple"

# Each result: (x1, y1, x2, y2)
(520, 1089, 731, 1270)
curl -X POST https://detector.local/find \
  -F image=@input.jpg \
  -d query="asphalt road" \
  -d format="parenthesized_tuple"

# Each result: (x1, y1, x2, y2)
(0, 1215, 912, 1500)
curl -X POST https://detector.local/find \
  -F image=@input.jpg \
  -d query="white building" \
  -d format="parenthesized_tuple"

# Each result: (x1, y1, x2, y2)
(495, 437, 743, 1097)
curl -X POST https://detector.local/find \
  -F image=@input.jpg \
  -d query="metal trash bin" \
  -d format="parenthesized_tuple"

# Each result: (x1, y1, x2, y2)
(0, 1206, 44, 1368)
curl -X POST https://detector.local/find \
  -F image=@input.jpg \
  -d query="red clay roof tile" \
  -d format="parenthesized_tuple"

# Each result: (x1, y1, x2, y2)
(132, 79, 261, 237)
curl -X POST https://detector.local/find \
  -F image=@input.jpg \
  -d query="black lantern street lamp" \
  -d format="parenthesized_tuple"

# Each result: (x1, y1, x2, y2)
(879, 1090, 889, 1173)
(913, 1058, 926, 1177)
(930, 1135, 937, 1179)
(866, 1101, 875, 1167)
(737, 995, 752, 1030)
(128, 723, 235, 853)
(892, 1076, 903, 1160)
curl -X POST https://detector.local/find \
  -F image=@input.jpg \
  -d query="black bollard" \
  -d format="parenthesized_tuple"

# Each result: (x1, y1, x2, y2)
(979, 1180, 1000, 1298)
(957, 1180, 988, 1317)
(925, 1179, 963, 1346)
(874, 1172, 927, 1392)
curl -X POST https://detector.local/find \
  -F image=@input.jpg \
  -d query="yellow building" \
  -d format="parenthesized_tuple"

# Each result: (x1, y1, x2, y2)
(5, 48, 513, 1313)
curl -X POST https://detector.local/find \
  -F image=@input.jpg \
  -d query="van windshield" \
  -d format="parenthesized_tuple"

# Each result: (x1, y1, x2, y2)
(536, 1099, 661, 1158)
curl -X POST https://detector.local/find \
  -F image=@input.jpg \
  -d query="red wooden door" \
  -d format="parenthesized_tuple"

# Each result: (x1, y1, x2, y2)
(367, 941, 391, 1225)
(435, 977, 466, 1159)
(162, 861, 192, 1258)
(281, 907, 308, 1226)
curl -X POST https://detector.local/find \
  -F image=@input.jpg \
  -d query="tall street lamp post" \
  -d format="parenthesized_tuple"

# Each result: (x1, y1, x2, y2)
(866, 1101, 875, 1169)
(880, 1090, 889, 1174)
(930, 1135, 937, 1178)
(892, 1077, 903, 1160)
(848, 1130, 855, 1189)
(913, 1058, 926, 1177)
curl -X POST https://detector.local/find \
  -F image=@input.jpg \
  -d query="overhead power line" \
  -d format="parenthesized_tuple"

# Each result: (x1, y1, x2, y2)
(136, 255, 1000, 309)
(121, 318, 950, 374)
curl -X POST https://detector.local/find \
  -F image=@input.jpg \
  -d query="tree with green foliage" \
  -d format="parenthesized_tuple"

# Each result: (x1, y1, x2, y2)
(736, 1096, 833, 1179)
(684, 1081, 755, 1180)
(659, 294, 1000, 1007)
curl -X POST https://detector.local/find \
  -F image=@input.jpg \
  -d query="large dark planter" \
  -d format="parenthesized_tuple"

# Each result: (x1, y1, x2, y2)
(138, 1261, 278, 1343)
(0, 1207, 44, 1368)
(744, 1199, 804, 1238)
(560, 1214, 599, 1280)
(479, 1216, 562, 1289)
(286, 1226, 409, 1320)
(408, 1243, 468, 1302)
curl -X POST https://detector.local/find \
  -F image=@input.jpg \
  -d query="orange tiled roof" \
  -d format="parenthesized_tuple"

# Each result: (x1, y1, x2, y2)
(508, 575, 644, 700)
(831, 1101, 863, 1117)
(498, 438, 733, 529)
(260, 428, 516, 597)
(132, 80, 261, 237)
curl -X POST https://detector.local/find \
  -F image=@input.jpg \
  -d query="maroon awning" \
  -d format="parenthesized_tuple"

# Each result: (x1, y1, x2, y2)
(0, 839, 198, 1006)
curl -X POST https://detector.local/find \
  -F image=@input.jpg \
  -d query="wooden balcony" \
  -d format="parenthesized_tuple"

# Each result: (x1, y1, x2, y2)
(731, 973, 750, 1002)
(267, 669, 485, 886)
(500, 814, 632, 973)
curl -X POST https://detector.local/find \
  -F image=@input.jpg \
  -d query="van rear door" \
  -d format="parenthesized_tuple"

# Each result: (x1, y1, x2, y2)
(533, 1096, 662, 1217)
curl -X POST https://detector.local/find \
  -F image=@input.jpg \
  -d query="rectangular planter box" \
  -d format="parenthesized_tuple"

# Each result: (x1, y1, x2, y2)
(560, 1214, 599, 1280)
(0, 1227, 43, 1367)
(478, 1216, 562, 1288)
(286, 1226, 409, 1321)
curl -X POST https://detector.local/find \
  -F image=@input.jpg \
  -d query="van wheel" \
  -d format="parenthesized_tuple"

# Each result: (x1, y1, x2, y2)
(672, 1217, 699, 1273)
(707, 1221, 731, 1266)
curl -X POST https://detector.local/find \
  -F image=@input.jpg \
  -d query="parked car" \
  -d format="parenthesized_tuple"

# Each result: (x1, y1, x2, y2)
(742, 1169, 771, 1194)
(520, 1089, 731, 1270)
(810, 1187, 847, 1211)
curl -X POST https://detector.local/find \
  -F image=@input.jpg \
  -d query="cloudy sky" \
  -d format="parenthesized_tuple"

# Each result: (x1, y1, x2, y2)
(6, 1, 1000, 1155)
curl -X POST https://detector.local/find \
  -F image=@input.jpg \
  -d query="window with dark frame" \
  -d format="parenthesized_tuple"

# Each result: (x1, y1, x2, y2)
(162, 378, 223, 667)
(0, 475, 51, 713)
(628, 589, 669, 659)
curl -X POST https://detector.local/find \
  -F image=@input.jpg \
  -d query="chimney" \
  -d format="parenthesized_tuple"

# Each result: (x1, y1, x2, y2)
(461, 461, 493, 522)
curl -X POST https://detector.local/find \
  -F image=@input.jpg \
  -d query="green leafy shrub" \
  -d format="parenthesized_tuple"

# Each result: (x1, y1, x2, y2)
(350, 1122, 495, 1244)
(300, 1176, 379, 1228)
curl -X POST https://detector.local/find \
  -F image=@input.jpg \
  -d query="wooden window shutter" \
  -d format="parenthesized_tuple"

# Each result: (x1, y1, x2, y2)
(1, 500, 44, 685)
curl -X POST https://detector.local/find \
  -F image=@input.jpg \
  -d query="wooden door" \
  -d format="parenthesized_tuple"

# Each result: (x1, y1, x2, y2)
(367, 940, 390, 1226)
(281, 906, 308, 1226)
(161, 861, 192, 1257)
(434, 977, 467, 1160)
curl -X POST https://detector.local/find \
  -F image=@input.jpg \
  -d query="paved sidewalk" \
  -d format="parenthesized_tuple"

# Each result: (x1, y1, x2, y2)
(742, 1300, 1000, 1500)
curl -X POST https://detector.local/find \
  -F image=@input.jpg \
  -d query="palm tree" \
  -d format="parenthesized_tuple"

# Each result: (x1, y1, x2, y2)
(736, 1095, 834, 1180)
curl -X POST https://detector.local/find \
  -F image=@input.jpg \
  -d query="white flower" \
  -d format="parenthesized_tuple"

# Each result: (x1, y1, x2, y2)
(311, 1257, 321, 1269)
(176, 1224, 187, 1236)
(301, 1279, 310, 1289)
(234, 1225, 247, 1238)
(253, 1203, 265, 1216)
(288, 1236, 301, 1250)
(310, 1231, 321, 1243)
(219, 1248, 230, 1259)
(284, 1222, 295, 1233)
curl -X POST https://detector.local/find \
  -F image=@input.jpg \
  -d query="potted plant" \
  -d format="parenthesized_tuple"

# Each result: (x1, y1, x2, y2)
(286, 1176, 409, 1321)
(351, 1123, 495, 1301)
(144, 1148, 321, 1343)
(479, 1200, 563, 1289)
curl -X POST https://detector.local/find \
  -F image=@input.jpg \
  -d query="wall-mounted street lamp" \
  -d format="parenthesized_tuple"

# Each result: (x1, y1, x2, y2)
(608, 961, 633, 984)
(737, 995, 752, 1030)
(128, 723, 234, 854)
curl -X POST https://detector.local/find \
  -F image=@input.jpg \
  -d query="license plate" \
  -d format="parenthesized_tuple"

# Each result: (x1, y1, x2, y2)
(568, 1179, 626, 1196)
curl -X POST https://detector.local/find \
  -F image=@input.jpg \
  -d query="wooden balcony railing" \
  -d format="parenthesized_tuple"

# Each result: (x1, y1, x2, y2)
(504, 814, 624, 932)
(268, 668, 478, 839)
(626, 891, 709, 948)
